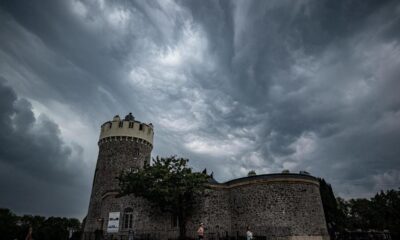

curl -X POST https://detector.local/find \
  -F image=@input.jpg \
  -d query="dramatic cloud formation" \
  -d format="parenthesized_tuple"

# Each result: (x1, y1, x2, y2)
(0, 0, 399, 218)
(0, 81, 90, 217)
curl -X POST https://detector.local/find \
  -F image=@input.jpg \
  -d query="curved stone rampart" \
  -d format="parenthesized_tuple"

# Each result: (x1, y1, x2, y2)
(191, 174, 329, 240)
(227, 175, 327, 239)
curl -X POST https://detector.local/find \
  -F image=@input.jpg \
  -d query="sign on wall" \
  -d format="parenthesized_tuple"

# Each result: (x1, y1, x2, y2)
(107, 212, 120, 233)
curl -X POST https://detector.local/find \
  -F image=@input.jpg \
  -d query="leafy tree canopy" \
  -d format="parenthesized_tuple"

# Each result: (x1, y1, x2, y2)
(319, 178, 400, 240)
(118, 156, 209, 238)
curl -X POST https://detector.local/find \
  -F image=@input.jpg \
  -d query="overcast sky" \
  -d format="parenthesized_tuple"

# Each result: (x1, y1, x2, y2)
(0, 0, 399, 219)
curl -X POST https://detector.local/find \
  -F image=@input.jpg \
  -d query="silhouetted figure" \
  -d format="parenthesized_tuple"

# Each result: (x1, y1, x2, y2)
(125, 113, 135, 121)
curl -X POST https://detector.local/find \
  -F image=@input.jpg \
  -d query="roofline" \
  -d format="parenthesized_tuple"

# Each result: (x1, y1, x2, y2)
(208, 173, 319, 189)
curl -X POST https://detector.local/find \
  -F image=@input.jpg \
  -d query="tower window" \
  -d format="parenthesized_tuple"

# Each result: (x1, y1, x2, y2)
(109, 123, 112, 128)
(134, 148, 139, 156)
(139, 124, 143, 130)
(129, 122, 134, 128)
(119, 121, 123, 128)
(123, 208, 133, 229)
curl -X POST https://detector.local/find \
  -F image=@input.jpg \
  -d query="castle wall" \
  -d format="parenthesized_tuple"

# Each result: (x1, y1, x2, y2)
(92, 187, 233, 240)
(227, 177, 328, 239)
(84, 138, 152, 233)
(83, 115, 329, 240)
(185, 188, 232, 239)
(86, 174, 329, 240)
(99, 195, 174, 238)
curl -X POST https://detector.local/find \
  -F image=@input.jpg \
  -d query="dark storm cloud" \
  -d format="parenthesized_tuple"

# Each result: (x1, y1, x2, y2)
(0, 81, 90, 217)
(0, 0, 399, 217)
(0, 1, 123, 115)
(178, 0, 400, 196)
(182, 0, 398, 104)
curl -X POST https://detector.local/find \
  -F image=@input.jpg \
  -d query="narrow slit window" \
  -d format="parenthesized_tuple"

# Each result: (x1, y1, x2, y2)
(134, 148, 139, 156)
(119, 121, 123, 128)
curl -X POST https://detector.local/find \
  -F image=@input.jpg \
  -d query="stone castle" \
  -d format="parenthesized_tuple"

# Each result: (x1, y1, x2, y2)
(83, 114, 329, 240)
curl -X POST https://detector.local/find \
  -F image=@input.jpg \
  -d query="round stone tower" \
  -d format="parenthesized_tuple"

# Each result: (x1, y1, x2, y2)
(84, 113, 154, 234)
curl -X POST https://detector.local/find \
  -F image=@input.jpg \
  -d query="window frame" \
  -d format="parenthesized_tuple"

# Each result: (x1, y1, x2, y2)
(123, 208, 134, 229)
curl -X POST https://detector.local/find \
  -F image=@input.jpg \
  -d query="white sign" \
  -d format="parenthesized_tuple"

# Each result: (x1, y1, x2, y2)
(107, 212, 120, 233)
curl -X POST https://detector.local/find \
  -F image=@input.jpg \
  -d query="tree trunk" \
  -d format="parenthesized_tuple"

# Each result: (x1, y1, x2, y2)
(178, 211, 186, 240)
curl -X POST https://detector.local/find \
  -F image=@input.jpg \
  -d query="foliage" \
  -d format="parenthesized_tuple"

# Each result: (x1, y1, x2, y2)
(319, 179, 400, 240)
(0, 208, 20, 240)
(118, 156, 209, 239)
(343, 190, 400, 239)
(0, 208, 81, 240)
(247, 170, 256, 176)
(318, 178, 347, 233)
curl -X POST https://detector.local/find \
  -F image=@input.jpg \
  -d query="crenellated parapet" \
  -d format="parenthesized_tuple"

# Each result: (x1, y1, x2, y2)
(99, 113, 154, 147)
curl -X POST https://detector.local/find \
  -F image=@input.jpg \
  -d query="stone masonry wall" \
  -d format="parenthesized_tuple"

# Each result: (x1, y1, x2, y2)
(228, 180, 328, 238)
(100, 194, 173, 238)
(84, 139, 152, 233)
(186, 188, 232, 239)
(87, 176, 329, 240)
(85, 175, 329, 240)
(94, 187, 233, 240)
(83, 132, 328, 240)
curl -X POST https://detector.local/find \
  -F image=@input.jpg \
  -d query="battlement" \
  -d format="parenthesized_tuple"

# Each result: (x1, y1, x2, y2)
(99, 113, 154, 145)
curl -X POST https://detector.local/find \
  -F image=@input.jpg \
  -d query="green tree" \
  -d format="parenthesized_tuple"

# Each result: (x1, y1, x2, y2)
(370, 189, 400, 239)
(0, 208, 19, 239)
(318, 178, 347, 236)
(336, 197, 350, 224)
(329, 189, 400, 239)
(347, 198, 373, 230)
(0, 208, 82, 240)
(118, 156, 209, 239)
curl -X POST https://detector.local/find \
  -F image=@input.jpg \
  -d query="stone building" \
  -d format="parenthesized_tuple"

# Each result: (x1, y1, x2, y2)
(83, 114, 330, 240)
